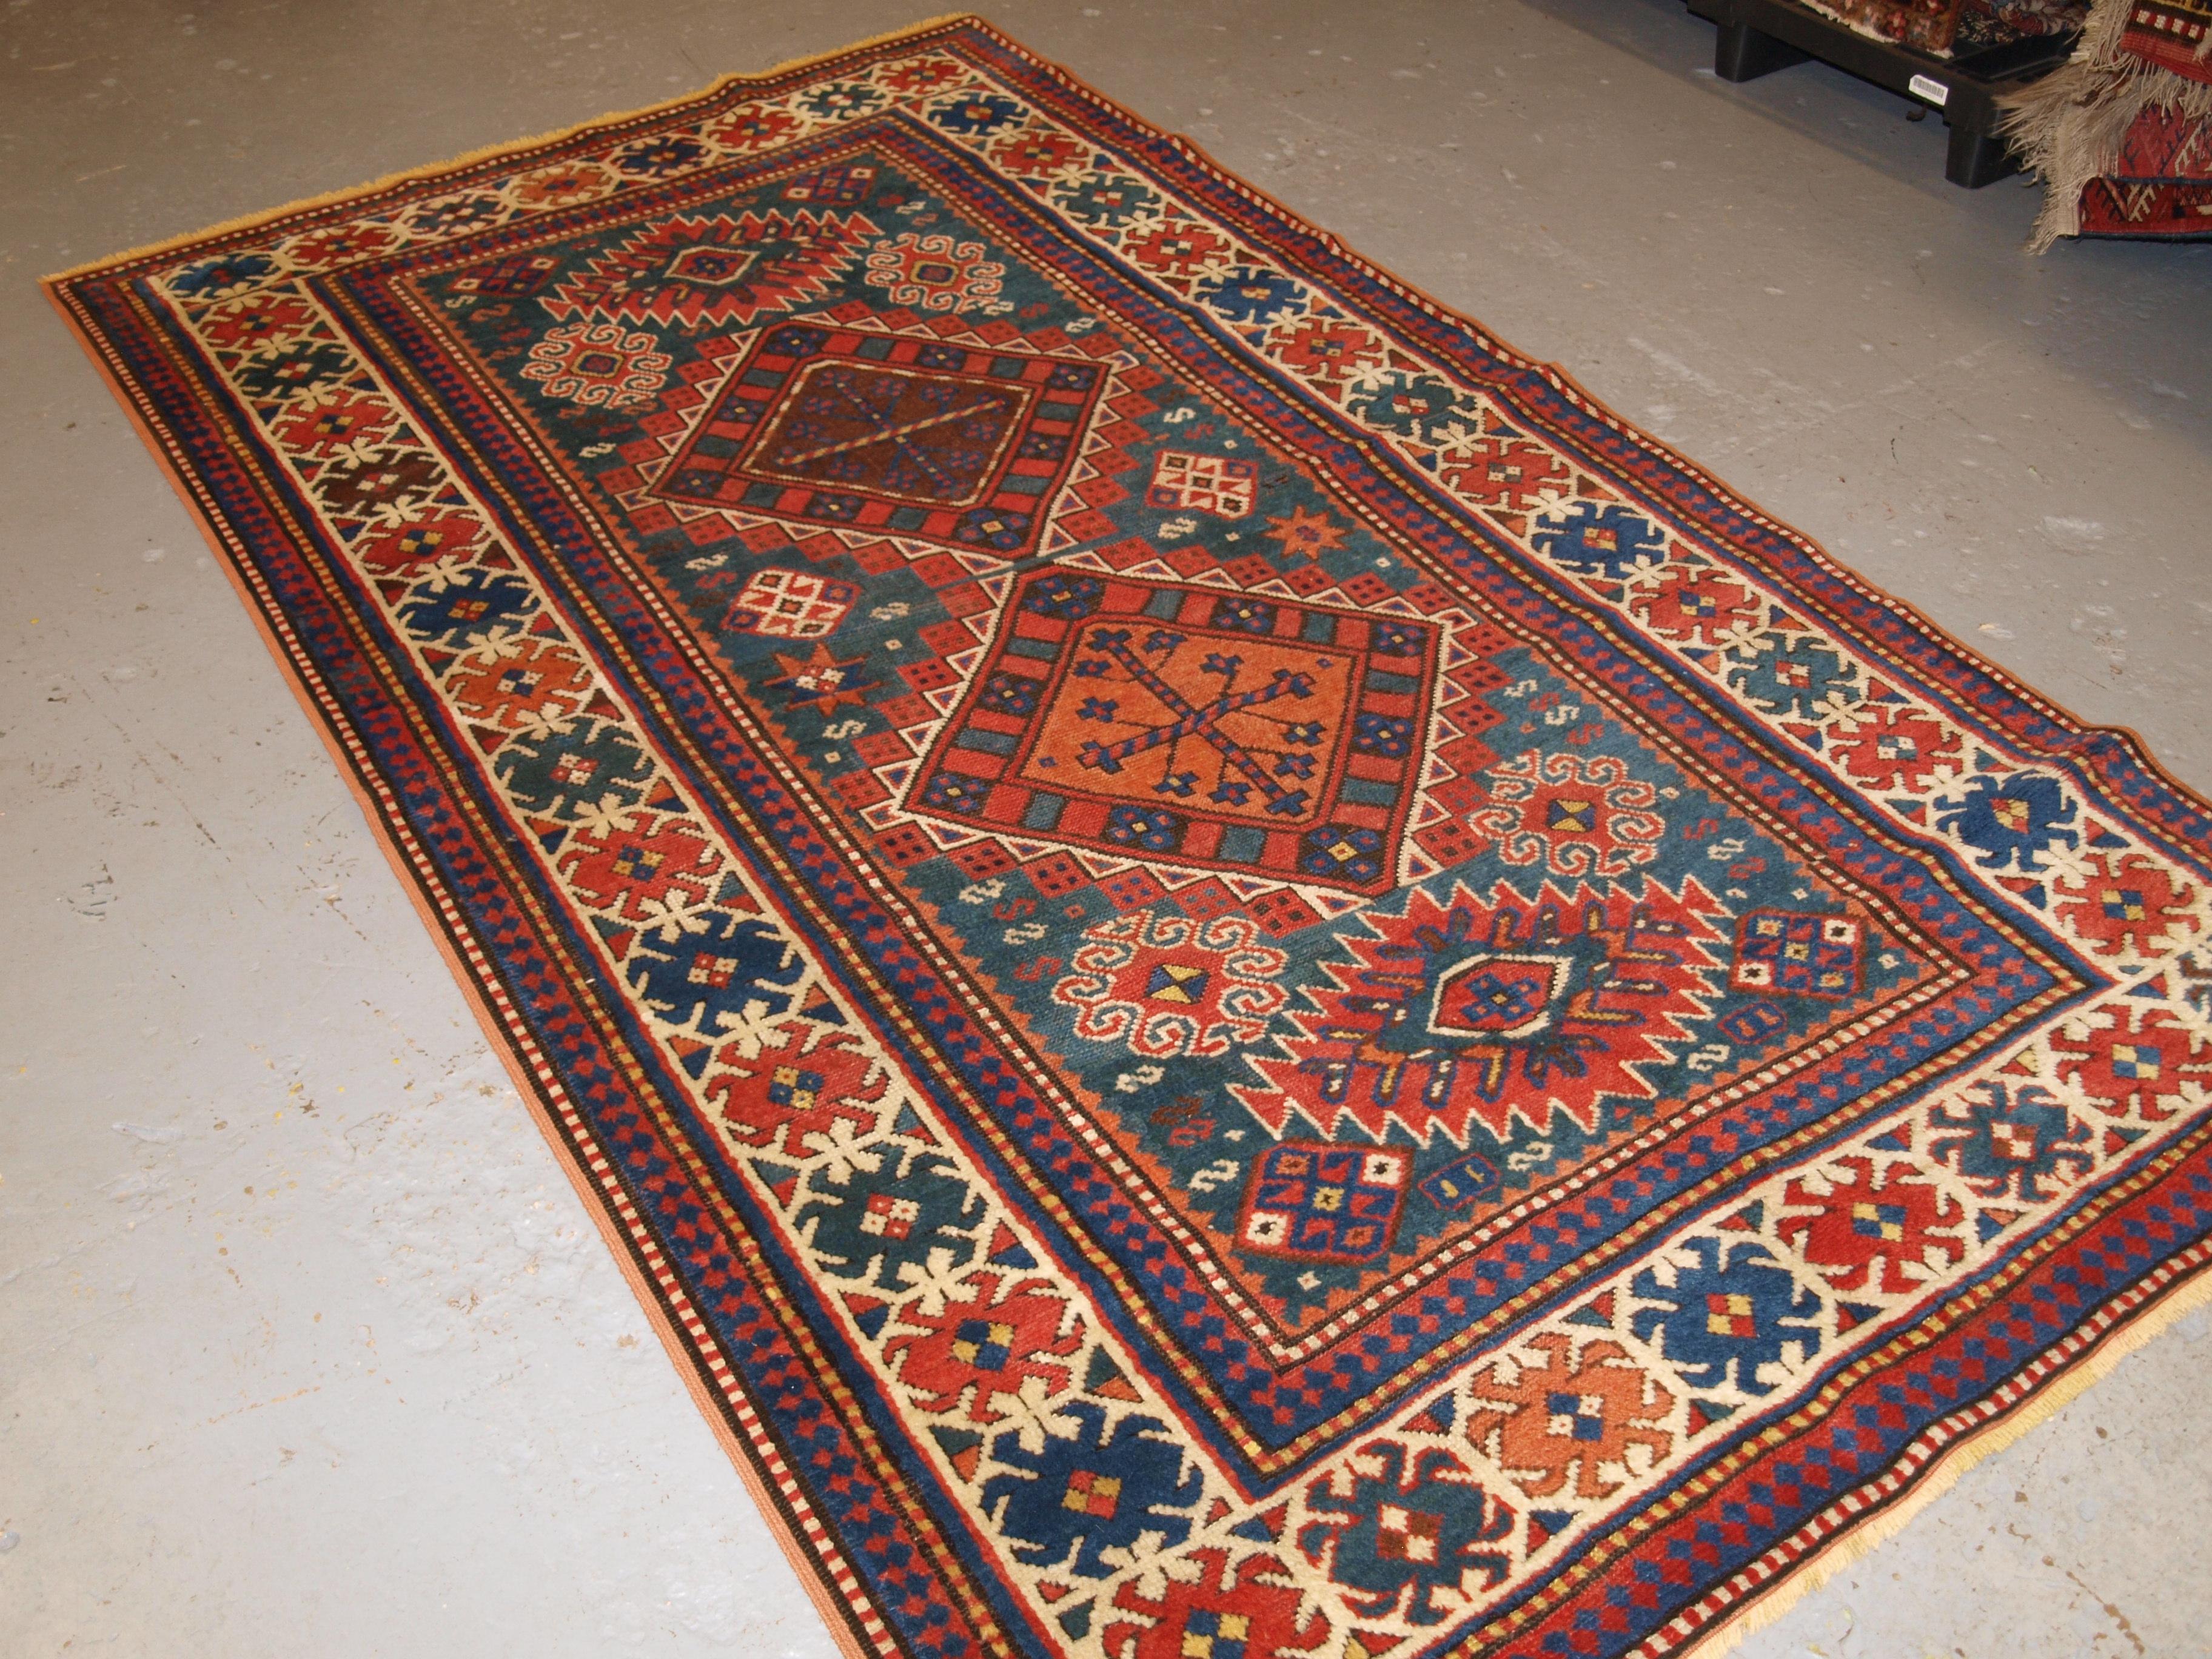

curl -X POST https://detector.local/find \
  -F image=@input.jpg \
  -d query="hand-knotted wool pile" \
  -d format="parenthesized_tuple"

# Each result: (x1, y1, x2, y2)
(50, 18, 2212, 1658)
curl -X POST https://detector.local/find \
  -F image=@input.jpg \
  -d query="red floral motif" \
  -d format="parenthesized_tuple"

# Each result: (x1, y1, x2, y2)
(1123, 219, 1235, 280)
(1436, 434, 1568, 512)
(1463, 1332, 1676, 1501)
(522, 322, 672, 410)
(557, 810, 728, 926)
(2048, 836, 2200, 962)
(880, 57, 965, 93)
(862, 231, 1009, 313)
(2046, 1003, 2210, 1123)
(541, 209, 877, 329)
(703, 104, 803, 151)
(1623, 561, 1762, 650)
(444, 634, 597, 734)
(989, 127, 1087, 175)
(352, 505, 488, 579)
(507, 159, 617, 208)
(1238, 880, 1728, 1148)
(1266, 316, 1385, 384)
(200, 292, 318, 354)
(1774, 1154, 1968, 1297)
(1818, 683, 1966, 794)
(1264, 505, 1349, 562)
(1051, 910, 1290, 1058)
(1104, 1547, 1332, 1659)
(278, 222, 400, 267)
(705, 1019, 889, 1158)
(269, 386, 400, 459)
(1464, 750, 1665, 881)
(880, 1269, 1085, 1423)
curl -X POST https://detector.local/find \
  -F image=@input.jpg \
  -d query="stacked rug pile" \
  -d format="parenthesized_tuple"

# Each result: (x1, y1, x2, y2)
(2004, 0, 2212, 244)
(1796, 0, 2086, 56)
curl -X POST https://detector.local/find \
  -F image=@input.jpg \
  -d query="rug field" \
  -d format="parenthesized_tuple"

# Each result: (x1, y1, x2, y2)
(48, 17, 2212, 1658)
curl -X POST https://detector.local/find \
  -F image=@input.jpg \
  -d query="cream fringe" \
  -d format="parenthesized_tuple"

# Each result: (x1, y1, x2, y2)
(1679, 1262, 2212, 1657)
(1999, 0, 2212, 249)
(44, 13, 981, 284)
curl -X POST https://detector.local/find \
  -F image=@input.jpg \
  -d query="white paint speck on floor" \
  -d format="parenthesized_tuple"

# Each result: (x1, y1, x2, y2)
(4, 2, 2209, 1655)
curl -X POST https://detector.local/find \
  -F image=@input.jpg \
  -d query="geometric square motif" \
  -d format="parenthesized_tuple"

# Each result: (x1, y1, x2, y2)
(1729, 909, 1863, 999)
(1147, 447, 1258, 518)
(652, 317, 1108, 556)
(1236, 1141, 1410, 1263)
(905, 568, 1441, 895)
(723, 567, 859, 638)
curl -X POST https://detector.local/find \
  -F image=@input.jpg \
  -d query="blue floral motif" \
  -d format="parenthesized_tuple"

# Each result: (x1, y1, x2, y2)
(1105, 803, 1185, 853)
(1353, 713, 1415, 757)
(978, 672, 1042, 716)
(764, 324, 832, 360)
(929, 92, 1024, 135)
(1194, 265, 1308, 326)
(494, 716, 655, 826)
(1301, 824, 1386, 882)
(1346, 372, 1478, 446)
(956, 505, 1033, 550)
(1369, 620, 1428, 657)
(980, 1401, 1201, 1580)
(611, 134, 710, 177)
(1629, 1233, 1825, 1399)
(920, 770, 989, 816)
(406, 193, 506, 236)
(1207, 596, 1278, 635)
(167, 250, 279, 300)
(1022, 572, 1105, 620)
(1926, 1081, 2094, 1202)
(793, 1144, 984, 1290)
(1724, 634, 1860, 720)
(623, 907, 809, 1036)
(1051, 171, 1163, 229)
(1296, 1439, 1515, 1624)
(1932, 773, 2079, 873)
(798, 81, 885, 119)
(1530, 503, 1667, 580)
(234, 340, 357, 403)
(397, 568, 537, 647)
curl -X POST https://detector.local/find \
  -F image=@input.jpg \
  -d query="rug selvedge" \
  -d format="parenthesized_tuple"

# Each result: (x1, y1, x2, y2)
(51, 19, 2212, 1659)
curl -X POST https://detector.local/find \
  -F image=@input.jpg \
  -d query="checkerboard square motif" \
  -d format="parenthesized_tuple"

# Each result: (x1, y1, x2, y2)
(50, 19, 2212, 1659)
(1147, 447, 1258, 518)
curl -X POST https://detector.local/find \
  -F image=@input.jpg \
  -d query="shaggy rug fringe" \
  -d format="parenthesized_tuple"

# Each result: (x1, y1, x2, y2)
(2000, 0, 2212, 246)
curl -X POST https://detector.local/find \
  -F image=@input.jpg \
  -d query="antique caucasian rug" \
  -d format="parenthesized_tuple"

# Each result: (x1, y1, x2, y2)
(50, 16, 2212, 1658)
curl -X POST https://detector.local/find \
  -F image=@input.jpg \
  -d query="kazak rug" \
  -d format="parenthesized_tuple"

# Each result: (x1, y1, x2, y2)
(49, 16, 2212, 1659)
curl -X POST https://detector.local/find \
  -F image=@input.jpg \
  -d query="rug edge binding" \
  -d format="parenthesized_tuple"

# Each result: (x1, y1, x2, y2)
(1676, 1258, 2212, 1659)
(1002, 22, 2212, 847)
(39, 276, 897, 1659)
(44, 11, 2212, 839)
(36, 10, 984, 286)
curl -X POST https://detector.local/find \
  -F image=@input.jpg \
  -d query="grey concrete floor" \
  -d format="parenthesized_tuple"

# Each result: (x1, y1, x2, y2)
(5, 1, 2210, 1655)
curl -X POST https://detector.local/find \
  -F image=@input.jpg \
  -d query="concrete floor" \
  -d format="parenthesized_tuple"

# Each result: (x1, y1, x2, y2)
(5, 1, 2210, 1654)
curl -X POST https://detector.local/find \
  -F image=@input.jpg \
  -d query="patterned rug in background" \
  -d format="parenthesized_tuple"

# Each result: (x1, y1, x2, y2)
(2003, 0, 2212, 246)
(52, 18, 2212, 1659)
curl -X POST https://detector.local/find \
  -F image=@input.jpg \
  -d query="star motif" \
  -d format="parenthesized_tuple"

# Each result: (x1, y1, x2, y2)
(764, 643, 872, 714)
(1264, 504, 1348, 561)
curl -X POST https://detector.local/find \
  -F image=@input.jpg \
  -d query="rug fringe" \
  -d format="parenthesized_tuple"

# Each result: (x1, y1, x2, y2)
(41, 12, 984, 284)
(1998, 0, 2212, 249)
(1679, 1261, 2212, 1658)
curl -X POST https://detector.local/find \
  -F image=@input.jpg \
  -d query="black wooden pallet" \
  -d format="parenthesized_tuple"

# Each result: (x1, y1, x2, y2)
(1684, 0, 2079, 186)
